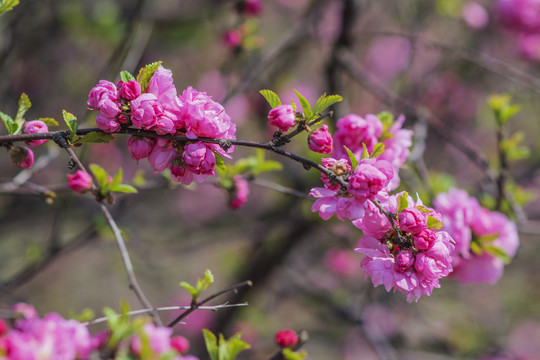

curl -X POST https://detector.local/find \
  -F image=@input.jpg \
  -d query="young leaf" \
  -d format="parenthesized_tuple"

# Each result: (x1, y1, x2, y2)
(110, 184, 138, 194)
(89, 164, 109, 189)
(259, 90, 282, 109)
(370, 143, 385, 158)
(215, 152, 226, 171)
(377, 111, 395, 130)
(397, 192, 409, 214)
(312, 94, 343, 116)
(294, 89, 312, 120)
(0, 0, 19, 16)
(218, 334, 230, 360)
(484, 245, 511, 264)
(110, 168, 123, 188)
(470, 241, 483, 256)
(196, 269, 214, 294)
(343, 146, 358, 170)
(120, 70, 135, 83)
(179, 281, 198, 298)
(360, 143, 369, 160)
(0, 111, 15, 134)
(38, 117, 59, 127)
(62, 110, 78, 139)
(136, 61, 162, 92)
(252, 160, 282, 175)
(12, 93, 31, 135)
(77, 132, 114, 144)
(226, 333, 251, 359)
(203, 329, 219, 360)
(283, 348, 307, 360)
(427, 215, 443, 230)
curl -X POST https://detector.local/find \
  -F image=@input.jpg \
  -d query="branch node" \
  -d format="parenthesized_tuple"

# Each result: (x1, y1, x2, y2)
(218, 139, 232, 150)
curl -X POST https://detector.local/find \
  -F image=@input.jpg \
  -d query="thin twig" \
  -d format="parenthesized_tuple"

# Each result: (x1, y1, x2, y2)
(167, 280, 252, 328)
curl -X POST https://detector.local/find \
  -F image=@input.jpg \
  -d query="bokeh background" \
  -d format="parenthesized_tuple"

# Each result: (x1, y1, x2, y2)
(1, 0, 540, 358)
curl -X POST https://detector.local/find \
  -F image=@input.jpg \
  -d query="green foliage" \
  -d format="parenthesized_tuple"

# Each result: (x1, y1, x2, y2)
(282, 348, 307, 360)
(370, 143, 385, 158)
(294, 89, 312, 120)
(38, 117, 59, 127)
(62, 110, 78, 142)
(427, 215, 443, 230)
(76, 131, 114, 144)
(311, 93, 343, 116)
(202, 329, 251, 360)
(120, 70, 135, 82)
(179, 268, 214, 302)
(488, 94, 521, 126)
(500, 131, 530, 161)
(344, 146, 358, 170)
(0, 111, 15, 134)
(103, 302, 133, 348)
(219, 149, 282, 183)
(136, 61, 163, 92)
(0, 0, 19, 16)
(89, 164, 137, 196)
(396, 192, 409, 214)
(360, 143, 369, 160)
(259, 90, 282, 109)
(483, 245, 511, 264)
(13, 93, 31, 135)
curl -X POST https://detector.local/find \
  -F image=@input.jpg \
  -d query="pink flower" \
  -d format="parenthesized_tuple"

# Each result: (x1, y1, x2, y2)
(96, 113, 122, 133)
(378, 115, 413, 169)
(518, 33, 540, 61)
(10, 146, 34, 169)
(127, 136, 155, 162)
(119, 80, 141, 100)
(333, 114, 382, 159)
(170, 336, 190, 355)
(12, 303, 37, 320)
(242, 0, 263, 16)
(398, 207, 428, 234)
(147, 67, 183, 126)
(130, 93, 163, 129)
(88, 80, 118, 110)
(434, 188, 519, 284)
(347, 158, 394, 202)
(310, 187, 366, 221)
(67, 170, 93, 194)
(131, 323, 172, 356)
(496, 0, 540, 33)
(463, 2, 489, 29)
(274, 329, 298, 348)
(320, 157, 351, 191)
(170, 160, 195, 185)
(148, 142, 178, 173)
(223, 29, 243, 49)
(23, 120, 49, 146)
(324, 248, 360, 277)
(230, 175, 249, 209)
(308, 124, 333, 154)
(182, 142, 216, 176)
(267, 104, 296, 132)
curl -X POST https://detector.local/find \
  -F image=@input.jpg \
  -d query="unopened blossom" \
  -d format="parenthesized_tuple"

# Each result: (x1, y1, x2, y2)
(274, 329, 298, 348)
(434, 188, 519, 284)
(119, 80, 142, 100)
(267, 104, 296, 132)
(170, 336, 190, 355)
(242, 0, 263, 16)
(127, 136, 155, 162)
(67, 170, 93, 194)
(229, 175, 249, 209)
(223, 29, 243, 49)
(308, 124, 333, 154)
(170, 159, 195, 185)
(347, 158, 394, 202)
(10, 146, 34, 169)
(23, 120, 49, 147)
(131, 323, 172, 356)
(355, 193, 455, 302)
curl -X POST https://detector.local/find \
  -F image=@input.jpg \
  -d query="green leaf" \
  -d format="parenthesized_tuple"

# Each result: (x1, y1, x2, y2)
(475, 233, 500, 244)
(215, 152, 226, 171)
(414, 205, 431, 214)
(110, 184, 137, 194)
(110, 168, 123, 188)
(0, 111, 15, 134)
(226, 333, 251, 359)
(120, 70, 135, 82)
(427, 215, 443, 230)
(77, 131, 114, 144)
(179, 281, 198, 298)
(259, 90, 282, 109)
(470, 241, 483, 256)
(0, 0, 19, 15)
(290, 98, 297, 112)
(500, 104, 520, 124)
(203, 329, 219, 360)
(282, 349, 307, 360)
(294, 89, 312, 120)
(196, 269, 214, 294)
(231, 157, 257, 175)
(344, 146, 358, 170)
(252, 160, 282, 175)
(62, 110, 78, 140)
(397, 192, 409, 214)
(484, 245, 511, 264)
(11, 93, 31, 135)
(89, 164, 109, 189)
(360, 143, 369, 160)
(38, 117, 59, 127)
(312, 94, 343, 115)
(370, 143, 385, 158)
(136, 61, 162, 92)
(218, 334, 229, 360)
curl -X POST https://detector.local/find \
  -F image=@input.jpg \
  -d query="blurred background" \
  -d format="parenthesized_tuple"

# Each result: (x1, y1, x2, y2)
(1, 0, 540, 358)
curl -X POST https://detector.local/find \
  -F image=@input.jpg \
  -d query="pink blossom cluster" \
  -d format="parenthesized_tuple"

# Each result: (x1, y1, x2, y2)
(496, 0, 540, 61)
(354, 193, 455, 302)
(10, 120, 50, 169)
(0, 303, 199, 360)
(88, 66, 236, 185)
(433, 188, 519, 284)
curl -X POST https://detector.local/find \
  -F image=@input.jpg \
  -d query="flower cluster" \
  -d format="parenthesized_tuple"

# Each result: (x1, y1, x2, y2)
(0, 304, 199, 360)
(433, 188, 519, 284)
(354, 193, 455, 302)
(10, 119, 50, 169)
(496, 0, 540, 61)
(88, 66, 236, 185)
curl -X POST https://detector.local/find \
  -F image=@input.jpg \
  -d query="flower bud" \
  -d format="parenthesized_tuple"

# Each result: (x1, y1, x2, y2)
(274, 329, 298, 348)
(170, 336, 190, 355)
(398, 208, 427, 234)
(67, 170, 93, 194)
(10, 146, 34, 169)
(182, 142, 216, 175)
(119, 80, 142, 100)
(394, 250, 414, 272)
(267, 104, 296, 132)
(308, 124, 333, 154)
(230, 175, 249, 209)
(223, 29, 243, 49)
(23, 120, 49, 147)
(127, 136, 155, 163)
(242, 0, 263, 16)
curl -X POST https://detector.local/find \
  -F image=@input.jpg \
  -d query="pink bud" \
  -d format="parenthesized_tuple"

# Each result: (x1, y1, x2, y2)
(242, 0, 263, 16)
(10, 146, 34, 169)
(223, 29, 243, 49)
(119, 80, 142, 100)
(67, 170, 93, 194)
(394, 250, 414, 272)
(267, 104, 296, 132)
(308, 124, 333, 154)
(182, 142, 216, 175)
(229, 175, 249, 209)
(0, 319, 7, 336)
(148, 143, 177, 173)
(127, 136, 155, 162)
(170, 336, 190, 355)
(274, 329, 298, 348)
(23, 120, 49, 147)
